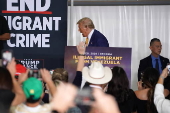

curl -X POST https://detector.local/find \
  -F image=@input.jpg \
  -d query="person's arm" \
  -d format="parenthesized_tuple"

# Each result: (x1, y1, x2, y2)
(51, 83, 77, 112)
(92, 88, 120, 113)
(76, 41, 86, 71)
(40, 68, 56, 97)
(72, 42, 86, 87)
(154, 68, 170, 113)
(0, 16, 10, 40)
(7, 58, 26, 106)
(0, 33, 10, 40)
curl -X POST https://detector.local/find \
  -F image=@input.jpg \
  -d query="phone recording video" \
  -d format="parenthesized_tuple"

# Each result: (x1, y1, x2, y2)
(28, 70, 41, 78)
(167, 64, 170, 76)
(75, 87, 94, 105)
(1, 49, 13, 67)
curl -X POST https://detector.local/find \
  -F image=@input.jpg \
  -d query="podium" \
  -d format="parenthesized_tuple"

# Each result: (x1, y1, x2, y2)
(64, 46, 132, 83)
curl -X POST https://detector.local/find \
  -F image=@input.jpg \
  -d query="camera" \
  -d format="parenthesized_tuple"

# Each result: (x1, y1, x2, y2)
(28, 70, 41, 78)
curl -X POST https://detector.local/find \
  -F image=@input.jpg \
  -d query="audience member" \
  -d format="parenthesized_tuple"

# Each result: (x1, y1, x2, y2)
(52, 68, 68, 86)
(0, 58, 25, 113)
(0, 67, 15, 113)
(44, 68, 82, 113)
(106, 66, 136, 113)
(73, 42, 112, 90)
(77, 17, 109, 47)
(11, 68, 56, 113)
(134, 67, 168, 113)
(50, 83, 121, 113)
(73, 42, 112, 113)
(154, 67, 170, 113)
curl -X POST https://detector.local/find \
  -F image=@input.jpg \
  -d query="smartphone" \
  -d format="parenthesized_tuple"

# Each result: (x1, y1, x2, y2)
(167, 64, 170, 76)
(1, 49, 13, 67)
(28, 70, 41, 78)
(75, 87, 94, 105)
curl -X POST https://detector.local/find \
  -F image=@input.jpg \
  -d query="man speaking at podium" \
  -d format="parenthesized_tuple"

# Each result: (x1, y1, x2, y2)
(77, 17, 109, 47)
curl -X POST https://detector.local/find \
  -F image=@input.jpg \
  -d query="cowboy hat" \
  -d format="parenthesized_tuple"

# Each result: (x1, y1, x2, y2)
(82, 62, 112, 84)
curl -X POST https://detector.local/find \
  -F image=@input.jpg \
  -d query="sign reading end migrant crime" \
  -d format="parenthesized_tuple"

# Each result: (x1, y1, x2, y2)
(0, 0, 67, 69)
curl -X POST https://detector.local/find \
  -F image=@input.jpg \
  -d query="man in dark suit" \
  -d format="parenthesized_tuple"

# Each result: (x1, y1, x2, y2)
(138, 38, 170, 92)
(77, 17, 109, 47)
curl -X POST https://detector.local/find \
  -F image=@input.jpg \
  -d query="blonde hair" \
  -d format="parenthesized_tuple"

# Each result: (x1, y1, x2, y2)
(52, 68, 68, 86)
(77, 17, 95, 29)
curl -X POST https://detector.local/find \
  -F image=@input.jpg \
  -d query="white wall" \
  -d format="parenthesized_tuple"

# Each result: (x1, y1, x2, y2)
(67, 5, 170, 90)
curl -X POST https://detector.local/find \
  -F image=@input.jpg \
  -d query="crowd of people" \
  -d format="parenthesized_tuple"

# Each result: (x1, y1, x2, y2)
(1, 16, 170, 113)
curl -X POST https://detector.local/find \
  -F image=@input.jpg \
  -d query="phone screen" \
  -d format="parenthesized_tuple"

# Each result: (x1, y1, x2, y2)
(75, 87, 94, 105)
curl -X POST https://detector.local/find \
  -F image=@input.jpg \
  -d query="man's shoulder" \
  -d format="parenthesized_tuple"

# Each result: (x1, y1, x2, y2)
(92, 29, 107, 40)
(93, 29, 103, 35)
(140, 55, 151, 62)
(12, 103, 51, 113)
(160, 55, 169, 61)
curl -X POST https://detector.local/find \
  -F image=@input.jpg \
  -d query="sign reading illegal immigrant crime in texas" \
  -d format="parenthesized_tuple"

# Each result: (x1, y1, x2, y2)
(64, 46, 132, 83)
(0, 0, 67, 69)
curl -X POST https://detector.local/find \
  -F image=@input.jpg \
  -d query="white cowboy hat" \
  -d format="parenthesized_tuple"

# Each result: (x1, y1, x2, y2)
(82, 62, 112, 84)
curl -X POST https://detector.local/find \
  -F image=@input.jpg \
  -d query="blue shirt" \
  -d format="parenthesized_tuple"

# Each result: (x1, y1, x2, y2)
(151, 55, 162, 74)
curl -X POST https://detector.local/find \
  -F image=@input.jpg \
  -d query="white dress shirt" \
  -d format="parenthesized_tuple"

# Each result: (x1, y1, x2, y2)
(89, 85, 102, 90)
(87, 29, 94, 45)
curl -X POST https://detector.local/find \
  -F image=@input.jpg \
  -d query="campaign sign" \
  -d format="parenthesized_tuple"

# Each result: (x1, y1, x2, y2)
(64, 46, 132, 83)
(0, 0, 68, 69)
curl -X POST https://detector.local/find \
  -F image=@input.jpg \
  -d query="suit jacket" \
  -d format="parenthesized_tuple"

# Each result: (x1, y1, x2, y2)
(138, 55, 169, 81)
(88, 29, 109, 47)
(138, 55, 170, 91)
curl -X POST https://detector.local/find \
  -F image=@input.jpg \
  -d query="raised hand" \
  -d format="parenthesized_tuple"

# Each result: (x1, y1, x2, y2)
(7, 58, 16, 77)
(77, 41, 86, 54)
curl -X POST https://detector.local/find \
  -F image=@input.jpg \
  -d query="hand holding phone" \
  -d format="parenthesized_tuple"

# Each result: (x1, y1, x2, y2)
(28, 70, 41, 78)
(167, 65, 170, 72)
(75, 87, 94, 105)
(1, 49, 13, 67)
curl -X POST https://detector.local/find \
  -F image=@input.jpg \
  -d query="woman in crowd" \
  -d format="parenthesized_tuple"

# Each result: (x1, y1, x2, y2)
(154, 67, 170, 113)
(134, 67, 169, 113)
(106, 66, 136, 113)
(0, 58, 26, 113)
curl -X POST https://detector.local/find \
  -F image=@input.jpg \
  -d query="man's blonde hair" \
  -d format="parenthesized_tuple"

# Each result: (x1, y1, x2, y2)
(77, 17, 95, 29)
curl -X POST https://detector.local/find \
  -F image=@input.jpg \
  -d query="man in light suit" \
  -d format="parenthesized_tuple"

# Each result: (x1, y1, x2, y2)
(77, 17, 109, 47)
(138, 38, 170, 93)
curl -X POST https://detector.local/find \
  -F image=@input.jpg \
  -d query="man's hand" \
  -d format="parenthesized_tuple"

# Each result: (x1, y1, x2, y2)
(7, 58, 16, 77)
(40, 68, 52, 83)
(77, 41, 86, 54)
(51, 83, 77, 112)
(18, 69, 29, 84)
(0, 33, 10, 40)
